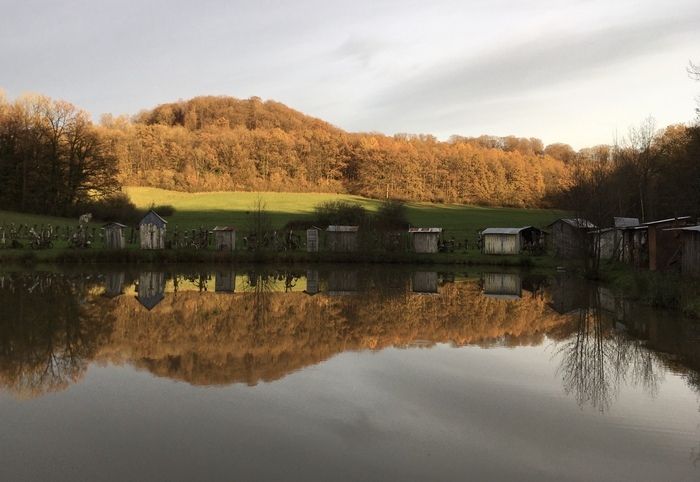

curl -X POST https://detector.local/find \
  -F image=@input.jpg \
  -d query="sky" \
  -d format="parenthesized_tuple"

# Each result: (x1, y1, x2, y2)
(1, 0, 699, 148)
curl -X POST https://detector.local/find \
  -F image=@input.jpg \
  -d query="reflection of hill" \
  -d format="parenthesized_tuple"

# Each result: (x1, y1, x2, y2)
(96, 281, 568, 386)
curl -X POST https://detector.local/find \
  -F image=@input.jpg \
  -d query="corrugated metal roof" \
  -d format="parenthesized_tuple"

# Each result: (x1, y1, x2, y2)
(482, 226, 535, 235)
(408, 227, 442, 233)
(679, 225, 700, 232)
(614, 217, 639, 228)
(103, 222, 127, 228)
(139, 210, 168, 226)
(558, 218, 597, 229)
(212, 226, 236, 231)
(641, 216, 692, 226)
(326, 225, 359, 232)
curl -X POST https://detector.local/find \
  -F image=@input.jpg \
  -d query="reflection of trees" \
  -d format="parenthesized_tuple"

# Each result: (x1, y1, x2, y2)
(555, 289, 663, 412)
(0, 274, 111, 398)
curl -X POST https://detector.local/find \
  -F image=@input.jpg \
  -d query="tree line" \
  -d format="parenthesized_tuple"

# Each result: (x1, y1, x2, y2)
(1, 75, 698, 218)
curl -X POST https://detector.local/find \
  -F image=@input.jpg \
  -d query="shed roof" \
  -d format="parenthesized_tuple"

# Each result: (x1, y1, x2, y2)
(139, 210, 167, 226)
(641, 216, 692, 226)
(548, 218, 597, 229)
(614, 217, 640, 228)
(482, 226, 536, 235)
(212, 226, 236, 231)
(326, 225, 359, 232)
(678, 225, 700, 232)
(103, 222, 127, 228)
(408, 227, 443, 233)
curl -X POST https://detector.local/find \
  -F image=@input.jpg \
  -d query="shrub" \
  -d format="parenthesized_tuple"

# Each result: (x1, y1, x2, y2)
(314, 201, 367, 227)
(374, 199, 409, 231)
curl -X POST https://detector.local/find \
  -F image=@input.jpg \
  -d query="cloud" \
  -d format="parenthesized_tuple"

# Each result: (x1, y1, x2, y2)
(368, 13, 700, 123)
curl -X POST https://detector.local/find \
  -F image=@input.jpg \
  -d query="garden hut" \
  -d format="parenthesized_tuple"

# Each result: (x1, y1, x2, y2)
(215, 270, 236, 292)
(679, 226, 700, 277)
(212, 226, 236, 251)
(482, 273, 522, 300)
(481, 226, 543, 255)
(103, 222, 127, 249)
(408, 227, 442, 253)
(592, 217, 640, 260)
(136, 271, 165, 310)
(306, 228, 320, 252)
(547, 218, 596, 258)
(645, 217, 692, 271)
(412, 271, 438, 294)
(139, 210, 167, 250)
(326, 225, 359, 252)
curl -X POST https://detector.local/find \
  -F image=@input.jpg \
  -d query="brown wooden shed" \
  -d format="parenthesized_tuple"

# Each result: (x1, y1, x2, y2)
(408, 227, 442, 253)
(212, 226, 236, 251)
(103, 222, 127, 249)
(326, 225, 359, 252)
(677, 226, 700, 277)
(547, 218, 596, 258)
(139, 210, 167, 250)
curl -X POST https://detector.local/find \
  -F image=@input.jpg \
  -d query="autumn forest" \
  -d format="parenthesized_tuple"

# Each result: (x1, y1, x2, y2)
(1, 79, 699, 219)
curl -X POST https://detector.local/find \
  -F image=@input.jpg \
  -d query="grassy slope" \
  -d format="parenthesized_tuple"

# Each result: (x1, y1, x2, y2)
(125, 187, 565, 241)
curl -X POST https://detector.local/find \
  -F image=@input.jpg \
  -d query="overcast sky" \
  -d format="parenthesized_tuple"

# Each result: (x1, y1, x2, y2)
(1, 0, 699, 148)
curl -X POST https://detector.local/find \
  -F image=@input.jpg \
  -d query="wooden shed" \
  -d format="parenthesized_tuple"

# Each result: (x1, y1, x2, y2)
(679, 226, 700, 277)
(136, 271, 165, 310)
(412, 271, 438, 294)
(547, 218, 596, 258)
(139, 210, 167, 250)
(481, 226, 543, 255)
(592, 217, 640, 260)
(212, 226, 236, 251)
(326, 225, 359, 252)
(306, 228, 320, 252)
(103, 222, 127, 249)
(482, 273, 522, 300)
(408, 227, 442, 253)
(644, 217, 691, 271)
(327, 270, 358, 295)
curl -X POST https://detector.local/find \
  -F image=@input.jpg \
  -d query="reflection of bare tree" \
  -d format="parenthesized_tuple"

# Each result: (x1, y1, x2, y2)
(0, 274, 111, 398)
(555, 289, 663, 412)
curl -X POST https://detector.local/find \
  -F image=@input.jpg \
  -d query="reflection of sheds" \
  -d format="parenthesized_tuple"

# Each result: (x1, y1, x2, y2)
(212, 226, 236, 251)
(412, 271, 438, 294)
(103, 272, 125, 298)
(103, 222, 127, 249)
(215, 271, 235, 292)
(482, 273, 521, 300)
(139, 210, 167, 250)
(325, 225, 358, 252)
(408, 228, 442, 253)
(547, 218, 596, 258)
(327, 270, 358, 295)
(136, 272, 166, 310)
(481, 227, 544, 255)
(304, 270, 319, 295)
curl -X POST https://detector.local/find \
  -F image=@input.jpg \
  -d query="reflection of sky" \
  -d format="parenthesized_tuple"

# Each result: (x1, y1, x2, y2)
(0, 344, 697, 481)
(2, 0, 699, 148)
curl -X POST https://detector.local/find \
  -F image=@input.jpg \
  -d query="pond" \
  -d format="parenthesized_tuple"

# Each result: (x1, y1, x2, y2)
(0, 266, 698, 481)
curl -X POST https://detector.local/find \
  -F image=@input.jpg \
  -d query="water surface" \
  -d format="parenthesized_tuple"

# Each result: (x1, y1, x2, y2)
(0, 267, 698, 481)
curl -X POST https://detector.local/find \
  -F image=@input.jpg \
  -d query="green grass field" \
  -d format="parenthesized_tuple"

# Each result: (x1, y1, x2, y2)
(125, 187, 564, 242)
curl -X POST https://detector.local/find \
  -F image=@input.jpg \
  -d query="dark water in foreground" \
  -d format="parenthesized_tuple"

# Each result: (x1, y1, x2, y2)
(0, 266, 699, 481)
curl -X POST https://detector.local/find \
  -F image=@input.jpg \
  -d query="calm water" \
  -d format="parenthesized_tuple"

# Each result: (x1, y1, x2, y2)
(0, 266, 699, 481)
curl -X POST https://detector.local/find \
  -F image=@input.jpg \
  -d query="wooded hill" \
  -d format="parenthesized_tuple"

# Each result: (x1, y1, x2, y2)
(101, 95, 571, 207)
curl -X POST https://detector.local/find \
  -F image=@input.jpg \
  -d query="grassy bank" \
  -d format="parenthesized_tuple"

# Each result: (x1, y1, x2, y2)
(125, 187, 564, 241)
